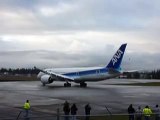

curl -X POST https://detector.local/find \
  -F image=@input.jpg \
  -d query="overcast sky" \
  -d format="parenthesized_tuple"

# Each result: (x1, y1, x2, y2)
(0, 0, 159, 70)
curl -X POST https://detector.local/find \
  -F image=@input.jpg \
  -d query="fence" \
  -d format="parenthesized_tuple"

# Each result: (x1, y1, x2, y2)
(12, 110, 158, 120)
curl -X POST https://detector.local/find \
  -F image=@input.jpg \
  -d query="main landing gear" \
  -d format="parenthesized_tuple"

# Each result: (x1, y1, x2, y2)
(80, 82, 87, 87)
(64, 82, 71, 87)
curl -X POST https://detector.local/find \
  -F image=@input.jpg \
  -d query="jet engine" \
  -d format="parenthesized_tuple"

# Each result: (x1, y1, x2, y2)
(41, 75, 54, 84)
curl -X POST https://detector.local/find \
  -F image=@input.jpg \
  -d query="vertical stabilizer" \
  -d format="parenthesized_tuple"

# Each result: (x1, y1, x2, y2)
(106, 44, 127, 69)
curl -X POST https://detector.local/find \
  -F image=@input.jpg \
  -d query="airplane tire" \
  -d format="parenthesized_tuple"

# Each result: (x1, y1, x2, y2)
(68, 83, 71, 87)
(84, 83, 87, 87)
(42, 83, 46, 86)
(64, 83, 67, 87)
(80, 82, 87, 87)
(64, 83, 71, 87)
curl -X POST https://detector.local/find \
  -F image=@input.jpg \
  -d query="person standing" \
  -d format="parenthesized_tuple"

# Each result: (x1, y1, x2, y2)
(128, 104, 135, 120)
(143, 105, 152, 120)
(85, 103, 91, 120)
(154, 104, 160, 120)
(23, 100, 30, 119)
(135, 106, 142, 120)
(63, 101, 70, 120)
(71, 103, 78, 120)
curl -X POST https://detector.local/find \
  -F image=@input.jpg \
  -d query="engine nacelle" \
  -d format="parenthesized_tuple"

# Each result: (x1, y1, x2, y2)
(41, 75, 54, 84)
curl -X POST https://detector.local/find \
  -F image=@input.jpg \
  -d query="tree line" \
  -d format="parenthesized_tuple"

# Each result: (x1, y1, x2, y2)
(0, 68, 39, 75)
(125, 69, 160, 79)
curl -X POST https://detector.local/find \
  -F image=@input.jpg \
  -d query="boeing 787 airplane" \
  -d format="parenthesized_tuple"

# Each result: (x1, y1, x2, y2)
(36, 43, 127, 87)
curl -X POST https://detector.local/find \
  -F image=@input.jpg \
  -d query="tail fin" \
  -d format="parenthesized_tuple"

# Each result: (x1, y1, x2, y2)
(106, 43, 127, 69)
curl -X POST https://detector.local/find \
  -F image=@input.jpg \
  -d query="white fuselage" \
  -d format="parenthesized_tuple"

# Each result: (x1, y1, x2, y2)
(37, 67, 121, 83)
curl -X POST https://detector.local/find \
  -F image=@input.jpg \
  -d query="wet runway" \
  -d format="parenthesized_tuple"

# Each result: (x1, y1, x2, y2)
(0, 79, 160, 118)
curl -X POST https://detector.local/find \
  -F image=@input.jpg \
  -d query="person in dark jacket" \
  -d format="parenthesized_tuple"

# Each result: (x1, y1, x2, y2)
(85, 103, 91, 120)
(128, 104, 135, 120)
(63, 101, 70, 120)
(71, 103, 78, 120)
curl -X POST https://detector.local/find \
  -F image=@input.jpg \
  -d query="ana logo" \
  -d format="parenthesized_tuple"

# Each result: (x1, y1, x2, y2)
(111, 50, 123, 66)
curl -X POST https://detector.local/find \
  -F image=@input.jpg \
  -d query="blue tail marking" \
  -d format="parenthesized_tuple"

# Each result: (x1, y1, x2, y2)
(106, 43, 127, 69)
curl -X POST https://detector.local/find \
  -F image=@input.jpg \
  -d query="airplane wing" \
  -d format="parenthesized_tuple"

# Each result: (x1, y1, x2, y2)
(34, 67, 74, 81)
(122, 70, 142, 73)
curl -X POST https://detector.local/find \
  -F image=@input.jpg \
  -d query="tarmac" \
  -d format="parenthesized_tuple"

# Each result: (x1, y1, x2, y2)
(0, 79, 160, 119)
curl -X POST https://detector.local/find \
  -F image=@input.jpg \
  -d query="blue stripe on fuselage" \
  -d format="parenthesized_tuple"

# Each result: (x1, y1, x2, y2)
(63, 68, 108, 77)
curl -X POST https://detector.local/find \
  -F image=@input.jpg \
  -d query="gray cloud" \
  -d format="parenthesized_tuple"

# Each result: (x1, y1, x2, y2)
(0, 50, 159, 71)
(0, 0, 159, 34)
(0, 0, 159, 70)
(123, 52, 160, 70)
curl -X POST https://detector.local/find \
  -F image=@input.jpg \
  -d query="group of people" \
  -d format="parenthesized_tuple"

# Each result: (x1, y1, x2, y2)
(22, 100, 91, 120)
(63, 101, 91, 120)
(128, 104, 160, 120)
(23, 100, 160, 120)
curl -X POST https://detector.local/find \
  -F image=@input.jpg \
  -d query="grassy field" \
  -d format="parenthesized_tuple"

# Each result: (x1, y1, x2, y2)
(88, 115, 128, 120)
(113, 82, 160, 86)
(0, 75, 38, 81)
(79, 115, 156, 120)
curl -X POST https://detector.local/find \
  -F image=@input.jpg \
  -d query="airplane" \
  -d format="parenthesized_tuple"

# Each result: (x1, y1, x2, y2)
(36, 43, 127, 87)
